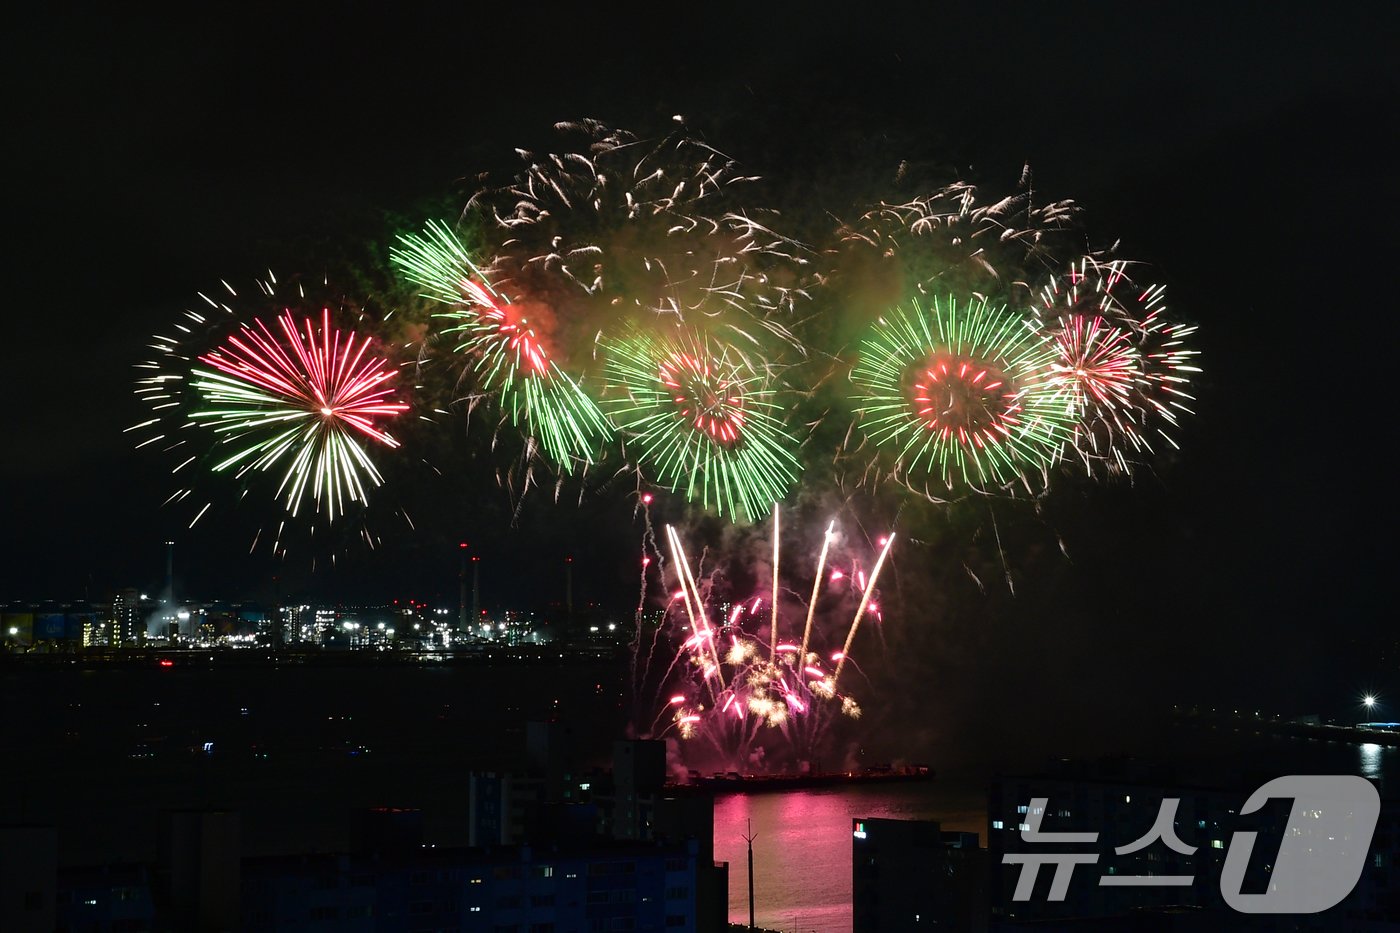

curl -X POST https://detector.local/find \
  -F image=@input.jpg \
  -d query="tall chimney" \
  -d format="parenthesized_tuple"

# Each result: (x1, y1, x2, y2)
(472, 557, 480, 625)
(458, 543, 468, 633)
(164, 540, 175, 606)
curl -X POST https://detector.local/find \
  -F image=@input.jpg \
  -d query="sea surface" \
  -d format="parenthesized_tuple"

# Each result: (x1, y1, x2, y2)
(4, 658, 1396, 932)
(713, 780, 985, 933)
(711, 734, 1400, 932)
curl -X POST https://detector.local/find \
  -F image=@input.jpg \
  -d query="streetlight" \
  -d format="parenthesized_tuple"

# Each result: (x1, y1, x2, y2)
(1364, 695, 1378, 711)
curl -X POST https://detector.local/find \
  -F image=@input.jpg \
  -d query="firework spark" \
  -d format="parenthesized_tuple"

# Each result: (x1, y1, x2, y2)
(391, 221, 611, 470)
(469, 119, 810, 351)
(638, 520, 894, 769)
(836, 169, 1079, 300)
(850, 295, 1074, 490)
(132, 277, 411, 554)
(1040, 258, 1200, 473)
(603, 325, 801, 522)
(191, 308, 408, 520)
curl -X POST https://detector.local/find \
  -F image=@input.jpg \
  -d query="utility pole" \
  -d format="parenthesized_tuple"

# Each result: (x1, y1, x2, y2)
(744, 818, 757, 929)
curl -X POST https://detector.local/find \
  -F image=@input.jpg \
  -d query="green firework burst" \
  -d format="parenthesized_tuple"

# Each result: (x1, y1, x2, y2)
(391, 221, 611, 469)
(850, 296, 1073, 488)
(601, 326, 801, 522)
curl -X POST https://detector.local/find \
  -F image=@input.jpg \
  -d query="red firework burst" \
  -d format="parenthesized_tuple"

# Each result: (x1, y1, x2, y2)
(657, 351, 746, 446)
(910, 355, 1020, 448)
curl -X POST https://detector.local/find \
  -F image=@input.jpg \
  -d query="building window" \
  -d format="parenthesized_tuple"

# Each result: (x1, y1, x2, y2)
(992, 820, 1004, 830)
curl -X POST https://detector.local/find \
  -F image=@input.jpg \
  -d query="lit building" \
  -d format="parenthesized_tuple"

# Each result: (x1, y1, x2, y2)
(111, 589, 143, 646)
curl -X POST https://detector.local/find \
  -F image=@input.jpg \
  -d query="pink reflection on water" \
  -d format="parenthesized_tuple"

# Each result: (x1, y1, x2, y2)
(712, 784, 984, 932)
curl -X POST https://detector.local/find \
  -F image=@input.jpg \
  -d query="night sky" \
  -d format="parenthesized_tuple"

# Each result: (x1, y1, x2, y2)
(6, 5, 1396, 719)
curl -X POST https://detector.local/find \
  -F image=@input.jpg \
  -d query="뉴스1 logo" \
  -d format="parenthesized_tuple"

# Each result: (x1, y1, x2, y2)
(1002, 774, 1380, 914)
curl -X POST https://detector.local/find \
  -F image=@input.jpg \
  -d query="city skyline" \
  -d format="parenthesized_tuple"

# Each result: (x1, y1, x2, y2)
(5, 2, 1395, 728)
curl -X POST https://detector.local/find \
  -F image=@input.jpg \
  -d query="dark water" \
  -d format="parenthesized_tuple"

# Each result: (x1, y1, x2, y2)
(6, 660, 1397, 933)
(712, 735, 1400, 932)
(0, 658, 628, 863)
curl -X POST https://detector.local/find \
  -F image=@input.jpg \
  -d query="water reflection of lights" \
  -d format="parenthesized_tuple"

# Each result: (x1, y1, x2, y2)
(1360, 742, 1384, 781)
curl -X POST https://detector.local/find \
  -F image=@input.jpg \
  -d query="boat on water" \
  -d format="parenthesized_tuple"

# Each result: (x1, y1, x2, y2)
(673, 764, 935, 794)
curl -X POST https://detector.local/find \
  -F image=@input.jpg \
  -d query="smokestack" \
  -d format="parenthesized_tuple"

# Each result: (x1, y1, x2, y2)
(164, 540, 175, 606)
(458, 543, 468, 633)
(471, 557, 480, 625)
(565, 556, 573, 619)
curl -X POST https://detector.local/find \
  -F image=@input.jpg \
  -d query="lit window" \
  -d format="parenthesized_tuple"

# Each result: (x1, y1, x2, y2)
(1211, 839, 1224, 849)
(992, 820, 1004, 830)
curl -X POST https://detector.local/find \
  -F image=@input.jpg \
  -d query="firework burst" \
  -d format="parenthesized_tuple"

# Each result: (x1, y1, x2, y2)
(469, 119, 811, 353)
(131, 276, 410, 555)
(634, 516, 894, 770)
(836, 168, 1079, 304)
(850, 296, 1075, 490)
(391, 221, 611, 470)
(602, 325, 801, 522)
(1039, 258, 1200, 474)
(192, 309, 407, 519)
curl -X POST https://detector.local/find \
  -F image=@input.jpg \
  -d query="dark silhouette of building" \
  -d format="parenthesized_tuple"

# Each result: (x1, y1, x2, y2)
(852, 817, 986, 931)
(986, 760, 1400, 931)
